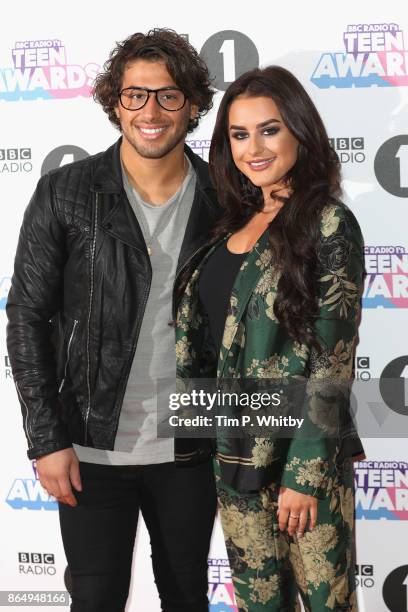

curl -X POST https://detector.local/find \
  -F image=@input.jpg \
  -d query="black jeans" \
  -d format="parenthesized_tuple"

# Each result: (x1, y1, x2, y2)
(59, 460, 217, 612)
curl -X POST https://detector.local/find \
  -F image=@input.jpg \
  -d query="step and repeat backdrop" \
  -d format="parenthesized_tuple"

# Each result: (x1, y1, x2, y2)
(0, 2, 407, 611)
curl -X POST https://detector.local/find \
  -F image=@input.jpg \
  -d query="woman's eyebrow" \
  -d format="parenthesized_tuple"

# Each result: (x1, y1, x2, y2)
(229, 118, 281, 130)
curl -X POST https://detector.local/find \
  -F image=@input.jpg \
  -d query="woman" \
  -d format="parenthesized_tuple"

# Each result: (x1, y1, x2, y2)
(175, 66, 364, 611)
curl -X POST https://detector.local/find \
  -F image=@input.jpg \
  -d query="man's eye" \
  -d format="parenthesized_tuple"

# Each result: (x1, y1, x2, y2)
(130, 92, 145, 100)
(162, 94, 177, 101)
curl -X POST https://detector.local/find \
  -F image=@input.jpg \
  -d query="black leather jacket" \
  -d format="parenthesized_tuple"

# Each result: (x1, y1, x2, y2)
(6, 138, 220, 460)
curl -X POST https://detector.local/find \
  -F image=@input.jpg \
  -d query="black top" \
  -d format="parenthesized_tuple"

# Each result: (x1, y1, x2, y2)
(198, 241, 246, 354)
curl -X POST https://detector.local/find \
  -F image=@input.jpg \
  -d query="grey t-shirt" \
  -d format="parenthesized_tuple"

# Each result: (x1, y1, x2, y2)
(74, 157, 196, 465)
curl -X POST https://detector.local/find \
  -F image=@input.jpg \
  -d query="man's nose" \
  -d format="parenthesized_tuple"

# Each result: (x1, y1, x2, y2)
(140, 92, 163, 121)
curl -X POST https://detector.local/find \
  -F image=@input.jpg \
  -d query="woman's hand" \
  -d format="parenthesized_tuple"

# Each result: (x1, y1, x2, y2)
(277, 486, 318, 537)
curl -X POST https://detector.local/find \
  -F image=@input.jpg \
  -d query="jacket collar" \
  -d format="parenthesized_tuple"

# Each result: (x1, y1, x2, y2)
(89, 137, 220, 261)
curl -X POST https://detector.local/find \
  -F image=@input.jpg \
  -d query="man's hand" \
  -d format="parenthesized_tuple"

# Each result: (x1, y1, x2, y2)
(36, 448, 82, 507)
(277, 486, 318, 537)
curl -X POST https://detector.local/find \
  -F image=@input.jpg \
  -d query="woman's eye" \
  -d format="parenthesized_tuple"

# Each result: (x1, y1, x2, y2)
(231, 132, 248, 140)
(263, 127, 279, 136)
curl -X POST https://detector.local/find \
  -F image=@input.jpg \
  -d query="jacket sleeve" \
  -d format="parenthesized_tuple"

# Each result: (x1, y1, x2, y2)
(280, 204, 365, 498)
(6, 173, 72, 459)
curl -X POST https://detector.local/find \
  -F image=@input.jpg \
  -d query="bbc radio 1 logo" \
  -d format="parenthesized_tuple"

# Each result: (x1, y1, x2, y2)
(0, 39, 100, 101)
(18, 553, 56, 576)
(186, 139, 211, 162)
(355, 564, 375, 589)
(329, 138, 365, 164)
(41, 145, 89, 175)
(354, 460, 408, 520)
(375, 135, 408, 198)
(183, 30, 259, 92)
(208, 559, 237, 611)
(363, 246, 408, 308)
(6, 461, 57, 511)
(380, 355, 408, 418)
(0, 148, 32, 174)
(383, 565, 408, 612)
(200, 31, 259, 91)
(312, 23, 408, 88)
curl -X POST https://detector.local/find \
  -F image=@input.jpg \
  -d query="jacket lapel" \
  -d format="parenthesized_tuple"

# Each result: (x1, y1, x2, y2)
(98, 191, 147, 252)
(218, 230, 270, 377)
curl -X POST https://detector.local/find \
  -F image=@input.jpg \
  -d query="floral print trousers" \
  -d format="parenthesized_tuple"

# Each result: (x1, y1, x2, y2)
(215, 458, 358, 612)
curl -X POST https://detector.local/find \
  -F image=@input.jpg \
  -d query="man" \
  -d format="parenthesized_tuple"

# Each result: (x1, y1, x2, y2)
(7, 29, 218, 612)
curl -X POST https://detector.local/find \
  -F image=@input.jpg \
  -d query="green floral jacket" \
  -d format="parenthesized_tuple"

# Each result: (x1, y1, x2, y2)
(175, 201, 365, 498)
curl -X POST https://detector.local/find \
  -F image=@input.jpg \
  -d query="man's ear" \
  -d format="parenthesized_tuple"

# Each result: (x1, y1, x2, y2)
(190, 102, 199, 121)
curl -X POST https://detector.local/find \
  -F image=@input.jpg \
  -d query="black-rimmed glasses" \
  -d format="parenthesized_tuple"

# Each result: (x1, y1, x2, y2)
(118, 87, 187, 111)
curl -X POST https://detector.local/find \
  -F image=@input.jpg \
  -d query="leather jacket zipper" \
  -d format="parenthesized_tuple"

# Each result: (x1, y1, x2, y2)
(58, 319, 78, 393)
(84, 193, 98, 444)
(83, 190, 153, 445)
(112, 262, 152, 441)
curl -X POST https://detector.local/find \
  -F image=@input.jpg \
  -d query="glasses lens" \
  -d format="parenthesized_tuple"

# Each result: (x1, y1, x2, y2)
(121, 89, 148, 110)
(157, 89, 185, 110)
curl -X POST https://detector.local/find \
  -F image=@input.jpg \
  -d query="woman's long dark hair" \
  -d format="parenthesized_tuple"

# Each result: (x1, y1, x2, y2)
(209, 66, 341, 349)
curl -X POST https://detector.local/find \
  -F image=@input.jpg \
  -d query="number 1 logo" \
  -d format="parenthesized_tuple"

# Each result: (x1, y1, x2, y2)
(375, 135, 408, 197)
(41, 145, 89, 176)
(200, 31, 259, 91)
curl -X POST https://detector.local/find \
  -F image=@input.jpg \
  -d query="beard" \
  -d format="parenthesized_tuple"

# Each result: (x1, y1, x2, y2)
(123, 109, 190, 159)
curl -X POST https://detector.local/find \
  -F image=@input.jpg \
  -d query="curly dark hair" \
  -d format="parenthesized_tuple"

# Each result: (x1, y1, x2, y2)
(209, 66, 341, 350)
(93, 28, 214, 133)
